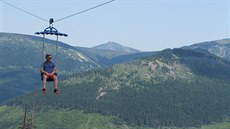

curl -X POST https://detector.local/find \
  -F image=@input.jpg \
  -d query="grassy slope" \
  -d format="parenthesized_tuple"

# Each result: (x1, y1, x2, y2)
(0, 106, 117, 129)
(0, 106, 147, 129)
(1, 105, 230, 129)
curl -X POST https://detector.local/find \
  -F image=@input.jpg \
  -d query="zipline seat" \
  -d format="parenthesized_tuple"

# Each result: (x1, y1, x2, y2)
(35, 20, 67, 82)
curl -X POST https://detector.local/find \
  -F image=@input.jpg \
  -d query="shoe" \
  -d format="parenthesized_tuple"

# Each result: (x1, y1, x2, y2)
(42, 88, 46, 94)
(54, 89, 58, 95)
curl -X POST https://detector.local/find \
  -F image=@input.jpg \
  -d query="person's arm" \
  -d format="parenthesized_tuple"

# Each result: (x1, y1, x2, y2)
(51, 62, 56, 75)
(40, 64, 48, 74)
(51, 67, 57, 75)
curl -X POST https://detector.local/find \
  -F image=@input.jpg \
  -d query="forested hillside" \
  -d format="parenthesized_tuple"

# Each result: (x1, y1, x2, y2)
(6, 48, 230, 128)
(0, 33, 153, 103)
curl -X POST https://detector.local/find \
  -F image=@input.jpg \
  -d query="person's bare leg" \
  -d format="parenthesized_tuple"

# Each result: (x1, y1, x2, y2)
(53, 76, 58, 89)
(42, 75, 48, 94)
(43, 75, 48, 89)
(53, 75, 58, 94)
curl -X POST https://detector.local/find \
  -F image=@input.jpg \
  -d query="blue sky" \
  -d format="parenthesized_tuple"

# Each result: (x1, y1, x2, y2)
(0, 0, 229, 51)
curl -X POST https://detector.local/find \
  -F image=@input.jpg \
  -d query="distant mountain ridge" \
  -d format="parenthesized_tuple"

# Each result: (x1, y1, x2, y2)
(182, 38, 230, 61)
(92, 41, 140, 53)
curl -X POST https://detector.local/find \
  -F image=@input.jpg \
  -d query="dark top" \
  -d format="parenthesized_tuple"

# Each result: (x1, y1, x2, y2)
(41, 61, 56, 73)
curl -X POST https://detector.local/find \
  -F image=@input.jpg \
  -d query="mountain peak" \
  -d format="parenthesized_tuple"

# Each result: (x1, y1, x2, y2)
(107, 41, 121, 45)
(92, 41, 140, 53)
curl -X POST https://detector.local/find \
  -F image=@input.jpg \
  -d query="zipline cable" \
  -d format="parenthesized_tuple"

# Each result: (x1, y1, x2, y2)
(54, 0, 116, 23)
(0, 0, 48, 22)
(0, 0, 116, 23)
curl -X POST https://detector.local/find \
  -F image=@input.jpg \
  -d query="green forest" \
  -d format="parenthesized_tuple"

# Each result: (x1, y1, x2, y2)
(5, 49, 230, 128)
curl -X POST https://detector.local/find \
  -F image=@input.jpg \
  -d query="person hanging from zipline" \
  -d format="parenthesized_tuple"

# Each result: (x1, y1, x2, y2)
(40, 54, 58, 95)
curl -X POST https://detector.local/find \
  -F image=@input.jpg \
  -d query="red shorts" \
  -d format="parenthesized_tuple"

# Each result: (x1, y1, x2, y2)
(42, 73, 56, 79)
